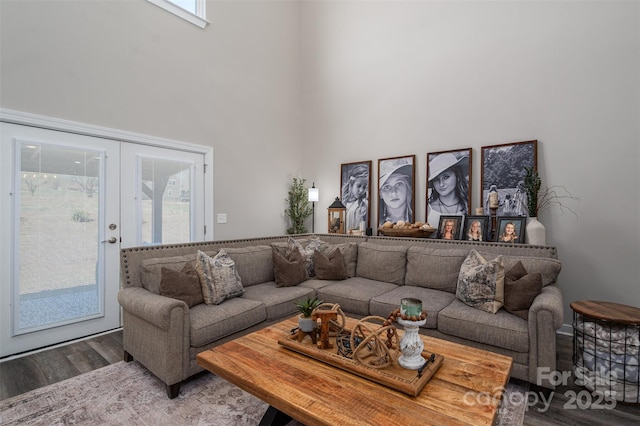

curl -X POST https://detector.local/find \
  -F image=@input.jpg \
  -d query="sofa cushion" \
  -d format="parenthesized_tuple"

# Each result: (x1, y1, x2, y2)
(438, 298, 529, 353)
(224, 246, 274, 286)
(456, 250, 505, 314)
(195, 250, 244, 305)
(159, 263, 204, 308)
(476, 251, 561, 286)
(286, 237, 322, 277)
(317, 277, 398, 316)
(318, 242, 358, 278)
(405, 247, 468, 293)
(242, 282, 314, 321)
(314, 249, 347, 281)
(273, 250, 308, 287)
(356, 242, 407, 285)
(189, 297, 266, 347)
(369, 286, 455, 329)
(503, 261, 543, 320)
(140, 253, 204, 294)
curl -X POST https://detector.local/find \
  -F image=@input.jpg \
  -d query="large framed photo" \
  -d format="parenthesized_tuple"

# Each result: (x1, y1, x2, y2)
(481, 140, 537, 217)
(462, 215, 490, 242)
(378, 155, 415, 227)
(426, 148, 472, 228)
(437, 215, 462, 240)
(340, 160, 372, 232)
(495, 216, 526, 243)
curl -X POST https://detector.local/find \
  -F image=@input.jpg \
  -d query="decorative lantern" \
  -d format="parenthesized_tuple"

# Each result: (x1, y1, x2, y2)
(327, 197, 346, 234)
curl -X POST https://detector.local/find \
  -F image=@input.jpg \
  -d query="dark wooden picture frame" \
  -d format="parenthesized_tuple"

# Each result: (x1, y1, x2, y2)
(437, 215, 462, 240)
(462, 215, 490, 242)
(426, 148, 472, 228)
(495, 216, 526, 243)
(481, 140, 537, 217)
(378, 155, 416, 227)
(340, 160, 372, 232)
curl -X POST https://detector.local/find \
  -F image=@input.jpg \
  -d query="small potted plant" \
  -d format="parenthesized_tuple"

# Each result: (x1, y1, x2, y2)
(295, 296, 322, 332)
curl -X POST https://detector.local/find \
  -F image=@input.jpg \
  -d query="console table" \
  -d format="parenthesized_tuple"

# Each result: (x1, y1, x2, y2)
(571, 300, 640, 403)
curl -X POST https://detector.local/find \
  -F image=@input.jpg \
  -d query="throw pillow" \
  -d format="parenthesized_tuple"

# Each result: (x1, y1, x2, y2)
(314, 249, 347, 280)
(273, 249, 309, 287)
(159, 263, 204, 308)
(503, 261, 543, 320)
(456, 250, 505, 314)
(195, 249, 244, 305)
(286, 237, 321, 277)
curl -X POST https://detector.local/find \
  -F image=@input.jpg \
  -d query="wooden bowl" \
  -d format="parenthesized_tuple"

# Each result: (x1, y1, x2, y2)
(377, 227, 436, 238)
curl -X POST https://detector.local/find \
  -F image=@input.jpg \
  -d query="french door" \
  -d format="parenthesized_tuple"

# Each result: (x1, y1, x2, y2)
(0, 122, 207, 357)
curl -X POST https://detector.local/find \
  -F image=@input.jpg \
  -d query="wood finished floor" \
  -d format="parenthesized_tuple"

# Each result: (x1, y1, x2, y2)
(1, 331, 638, 425)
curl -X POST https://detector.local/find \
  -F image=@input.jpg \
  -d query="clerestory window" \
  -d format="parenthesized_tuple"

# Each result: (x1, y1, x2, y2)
(147, 0, 209, 29)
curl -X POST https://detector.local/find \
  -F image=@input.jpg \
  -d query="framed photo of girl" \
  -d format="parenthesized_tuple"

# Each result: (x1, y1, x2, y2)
(340, 160, 372, 232)
(495, 216, 526, 243)
(426, 148, 472, 228)
(462, 215, 490, 242)
(481, 140, 537, 217)
(378, 155, 415, 227)
(437, 215, 462, 240)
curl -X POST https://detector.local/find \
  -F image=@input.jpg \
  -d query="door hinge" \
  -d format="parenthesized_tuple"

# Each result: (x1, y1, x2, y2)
(204, 164, 208, 173)
(204, 225, 207, 235)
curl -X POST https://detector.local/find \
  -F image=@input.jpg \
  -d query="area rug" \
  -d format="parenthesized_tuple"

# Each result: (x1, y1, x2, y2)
(0, 361, 527, 425)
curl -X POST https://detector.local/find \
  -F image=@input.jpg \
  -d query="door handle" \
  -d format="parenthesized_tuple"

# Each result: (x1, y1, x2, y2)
(102, 237, 118, 244)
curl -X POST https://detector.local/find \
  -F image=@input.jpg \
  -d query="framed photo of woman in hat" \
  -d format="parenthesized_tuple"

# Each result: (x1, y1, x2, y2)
(426, 148, 472, 228)
(378, 155, 415, 227)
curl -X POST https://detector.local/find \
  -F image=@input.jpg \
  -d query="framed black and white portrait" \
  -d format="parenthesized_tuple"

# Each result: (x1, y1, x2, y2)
(481, 140, 537, 217)
(495, 216, 526, 244)
(340, 161, 372, 232)
(462, 215, 490, 242)
(378, 155, 415, 227)
(426, 148, 472, 228)
(437, 215, 462, 240)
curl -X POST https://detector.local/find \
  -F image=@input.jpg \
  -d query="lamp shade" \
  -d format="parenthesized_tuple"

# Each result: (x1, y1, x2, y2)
(308, 184, 319, 202)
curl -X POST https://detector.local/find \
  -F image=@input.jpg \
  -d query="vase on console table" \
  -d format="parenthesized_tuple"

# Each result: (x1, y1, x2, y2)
(526, 217, 546, 245)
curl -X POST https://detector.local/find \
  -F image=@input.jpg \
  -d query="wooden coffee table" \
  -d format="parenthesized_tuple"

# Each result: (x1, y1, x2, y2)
(197, 316, 512, 426)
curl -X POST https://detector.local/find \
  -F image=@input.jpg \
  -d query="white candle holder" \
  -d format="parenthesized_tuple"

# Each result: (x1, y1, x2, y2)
(397, 317, 427, 370)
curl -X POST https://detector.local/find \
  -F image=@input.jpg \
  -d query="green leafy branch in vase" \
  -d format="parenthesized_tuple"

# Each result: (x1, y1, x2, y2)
(524, 166, 579, 218)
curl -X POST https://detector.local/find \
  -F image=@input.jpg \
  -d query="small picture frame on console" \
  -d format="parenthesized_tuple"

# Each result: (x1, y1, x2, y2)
(437, 215, 463, 240)
(462, 215, 490, 242)
(495, 216, 526, 244)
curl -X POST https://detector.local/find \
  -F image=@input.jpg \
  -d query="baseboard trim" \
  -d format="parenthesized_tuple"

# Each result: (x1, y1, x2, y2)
(557, 323, 573, 336)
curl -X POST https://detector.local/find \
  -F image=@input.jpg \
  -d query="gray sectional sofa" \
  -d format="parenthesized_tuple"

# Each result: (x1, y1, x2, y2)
(118, 233, 563, 398)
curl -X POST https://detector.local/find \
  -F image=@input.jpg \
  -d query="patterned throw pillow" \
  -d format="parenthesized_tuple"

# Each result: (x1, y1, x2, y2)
(286, 237, 321, 277)
(195, 249, 244, 305)
(456, 250, 505, 314)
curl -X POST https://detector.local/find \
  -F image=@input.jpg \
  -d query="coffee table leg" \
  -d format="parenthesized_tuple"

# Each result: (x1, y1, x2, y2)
(259, 405, 292, 426)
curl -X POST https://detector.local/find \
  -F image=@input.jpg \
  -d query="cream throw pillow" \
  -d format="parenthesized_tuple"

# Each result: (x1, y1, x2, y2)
(195, 249, 244, 305)
(456, 250, 505, 314)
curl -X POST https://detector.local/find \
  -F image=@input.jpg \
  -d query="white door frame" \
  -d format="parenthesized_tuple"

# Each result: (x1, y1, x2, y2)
(0, 109, 214, 358)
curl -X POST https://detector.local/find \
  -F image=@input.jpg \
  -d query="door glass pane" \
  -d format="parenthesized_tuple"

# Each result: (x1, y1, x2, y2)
(140, 158, 192, 245)
(17, 142, 103, 332)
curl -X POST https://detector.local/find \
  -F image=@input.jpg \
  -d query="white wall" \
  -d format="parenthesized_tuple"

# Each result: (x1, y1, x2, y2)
(0, 0, 302, 240)
(300, 1, 640, 324)
(1, 0, 639, 326)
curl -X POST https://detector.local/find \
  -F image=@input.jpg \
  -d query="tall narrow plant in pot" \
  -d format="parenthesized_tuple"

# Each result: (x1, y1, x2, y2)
(523, 167, 578, 245)
(285, 177, 313, 234)
(295, 296, 322, 332)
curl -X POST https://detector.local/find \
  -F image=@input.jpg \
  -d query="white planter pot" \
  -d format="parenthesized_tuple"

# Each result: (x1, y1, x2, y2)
(526, 217, 546, 245)
(298, 316, 317, 332)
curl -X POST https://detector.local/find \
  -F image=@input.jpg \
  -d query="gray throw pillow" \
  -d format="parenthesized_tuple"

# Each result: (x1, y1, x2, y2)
(503, 261, 543, 320)
(195, 249, 244, 305)
(273, 249, 309, 287)
(314, 249, 347, 280)
(159, 263, 204, 308)
(456, 250, 505, 314)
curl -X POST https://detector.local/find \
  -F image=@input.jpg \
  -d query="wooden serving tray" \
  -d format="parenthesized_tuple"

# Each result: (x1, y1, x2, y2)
(377, 227, 436, 238)
(278, 331, 443, 396)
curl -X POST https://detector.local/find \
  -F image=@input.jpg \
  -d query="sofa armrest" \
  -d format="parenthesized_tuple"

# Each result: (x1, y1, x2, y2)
(527, 284, 564, 389)
(117, 287, 190, 387)
(118, 287, 187, 330)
